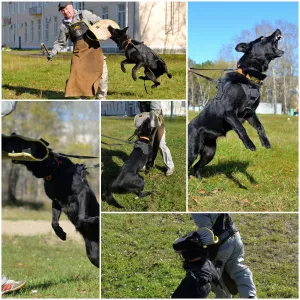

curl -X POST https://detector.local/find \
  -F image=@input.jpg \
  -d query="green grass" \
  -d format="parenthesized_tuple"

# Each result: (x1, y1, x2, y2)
(2, 51, 186, 99)
(2, 234, 99, 298)
(101, 213, 298, 299)
(101, 116, 186, 211)
(188, 113, 298, 212)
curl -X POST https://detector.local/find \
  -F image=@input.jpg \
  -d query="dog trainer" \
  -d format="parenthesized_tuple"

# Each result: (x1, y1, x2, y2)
(192, 213, 257, 298)
(139, 101, 175, 176)
(47, 2, 105, 98)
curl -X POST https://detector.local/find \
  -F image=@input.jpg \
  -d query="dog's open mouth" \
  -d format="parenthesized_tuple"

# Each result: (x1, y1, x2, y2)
(272, 30, 284, 56)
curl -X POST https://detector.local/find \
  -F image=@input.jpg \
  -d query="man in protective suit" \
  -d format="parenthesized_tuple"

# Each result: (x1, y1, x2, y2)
(192, 213, 257, 298)
(48, 2, 108, 98)
(139, 101, 174, 176)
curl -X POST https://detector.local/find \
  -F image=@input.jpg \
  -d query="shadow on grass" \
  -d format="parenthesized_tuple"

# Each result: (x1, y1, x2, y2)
(107, 90, 137, 97)
(2, 199, 45, 210)
(4, 273, 99, 298)
(192, 160, 258, 189)
(101, 147, 129, 208)
(2, 84, 65, 99)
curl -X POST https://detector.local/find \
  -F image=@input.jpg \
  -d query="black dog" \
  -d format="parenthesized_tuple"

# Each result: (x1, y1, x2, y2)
(105, 118, 153, 208)
(172, 231, 225, 298)
(108, 26, 172, 88)
(11, 147, 99, 268)
(188, 29, 284, 178)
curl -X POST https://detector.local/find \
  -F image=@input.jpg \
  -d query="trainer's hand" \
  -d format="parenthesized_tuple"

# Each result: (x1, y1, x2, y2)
(47, 52, 54, 61)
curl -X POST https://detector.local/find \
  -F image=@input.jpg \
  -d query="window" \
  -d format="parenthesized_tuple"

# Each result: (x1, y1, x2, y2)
(45, 19, 49, 41)
(30, 20, 34, 42)
(12, 2, 16, 14)
(73, 2, 84, 10)
(101, 6, 108, 19)
(18, 2, 21, 13)
(24, 22, 28, 42)
(24, 2, 26, 12)
(8, 3, 10, 15)
(13, 24, 16, 43)
(37, 19, 41, 41)
(117, 4, 126, 28)
(53, 16, 58, 36)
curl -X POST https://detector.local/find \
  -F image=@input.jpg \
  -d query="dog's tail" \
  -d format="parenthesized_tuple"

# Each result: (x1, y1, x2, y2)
(104, 190, 124, 209)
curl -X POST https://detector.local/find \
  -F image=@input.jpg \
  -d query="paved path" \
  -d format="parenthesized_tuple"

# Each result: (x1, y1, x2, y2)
(2, 220, 84, 242)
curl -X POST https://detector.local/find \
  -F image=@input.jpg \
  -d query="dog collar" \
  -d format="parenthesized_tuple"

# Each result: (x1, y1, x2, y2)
(43, 153, 62, 181)
(237, 68, 261, 84)
(139, 136, 150, 141)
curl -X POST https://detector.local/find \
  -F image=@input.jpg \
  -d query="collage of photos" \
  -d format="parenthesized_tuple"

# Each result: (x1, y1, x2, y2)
(0, 1, 298, 299)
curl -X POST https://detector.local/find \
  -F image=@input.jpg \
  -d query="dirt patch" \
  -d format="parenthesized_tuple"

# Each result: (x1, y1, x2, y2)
(2, 220, 84, 242)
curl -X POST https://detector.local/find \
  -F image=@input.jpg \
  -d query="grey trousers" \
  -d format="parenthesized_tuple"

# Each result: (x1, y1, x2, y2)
(212, 232, 257, 298)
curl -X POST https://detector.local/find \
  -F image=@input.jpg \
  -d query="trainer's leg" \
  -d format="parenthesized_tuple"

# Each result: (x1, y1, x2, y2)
(159, 127, 174, 170)
(97, 56, 108, 100)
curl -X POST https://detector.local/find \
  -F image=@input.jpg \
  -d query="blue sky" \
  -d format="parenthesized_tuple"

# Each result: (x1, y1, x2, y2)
(188, 2, 299, 63)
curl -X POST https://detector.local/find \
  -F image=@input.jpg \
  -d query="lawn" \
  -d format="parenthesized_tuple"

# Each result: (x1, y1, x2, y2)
(2, 234, 99, 298)
(188, 113, 298, 212)
(2, 51, 186, 100)
(101, 213, 298, 298)
(101, 116, 186, 211)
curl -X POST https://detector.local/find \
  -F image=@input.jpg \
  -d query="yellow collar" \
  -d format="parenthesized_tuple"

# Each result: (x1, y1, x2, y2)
(237, 68, 261, 84)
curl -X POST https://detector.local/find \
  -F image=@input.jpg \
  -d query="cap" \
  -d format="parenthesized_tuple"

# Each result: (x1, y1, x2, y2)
(58, 2, 73, 11)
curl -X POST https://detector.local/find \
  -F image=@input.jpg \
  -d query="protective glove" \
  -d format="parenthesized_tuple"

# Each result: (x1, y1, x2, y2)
(47, 52, 54, 61)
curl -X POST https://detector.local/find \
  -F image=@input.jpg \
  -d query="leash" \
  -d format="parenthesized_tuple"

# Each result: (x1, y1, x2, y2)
(189, 69, 219, 84)
(57, 152, 99, 159)
(101, 134, 135, 146)
(84, 163, 100, 170)
(189, 67, 236, 71)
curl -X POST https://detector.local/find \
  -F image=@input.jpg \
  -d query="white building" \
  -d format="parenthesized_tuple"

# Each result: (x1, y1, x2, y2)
(2, 1, 186, 53)
(101, 101, 186, 116)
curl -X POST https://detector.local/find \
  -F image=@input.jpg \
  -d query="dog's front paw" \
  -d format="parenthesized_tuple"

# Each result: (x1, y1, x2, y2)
(132, 74, 137, 81)
(262, 139, 271, 149)
(246, 142, 256, 151)
(167, 73, 172, 79)
(56, 230, 67, 241)
(121, 65, 126, 73)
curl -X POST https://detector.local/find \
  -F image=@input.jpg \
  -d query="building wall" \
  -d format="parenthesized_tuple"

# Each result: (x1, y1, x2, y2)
(2, 1, 186, 54)
(101, 101, 186, 116)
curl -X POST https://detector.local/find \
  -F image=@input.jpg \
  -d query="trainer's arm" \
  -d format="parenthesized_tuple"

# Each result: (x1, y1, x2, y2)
(191, 213, 219, 245)
(51, 24, 69, 56)
(82, 10, 102, 24)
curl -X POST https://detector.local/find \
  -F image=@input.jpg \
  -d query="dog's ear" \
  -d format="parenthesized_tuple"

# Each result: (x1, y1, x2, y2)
(235, 42, 251, 53)
(122, 27, 129, 34)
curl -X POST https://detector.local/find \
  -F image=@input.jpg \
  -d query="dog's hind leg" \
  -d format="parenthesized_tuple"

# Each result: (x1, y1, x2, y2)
(51, 201, 67, 240)
(193, 139, 217, 178)
(161, 61, 172, 78)
(144, 69, 160, 88)
(85, 239, 99, 268)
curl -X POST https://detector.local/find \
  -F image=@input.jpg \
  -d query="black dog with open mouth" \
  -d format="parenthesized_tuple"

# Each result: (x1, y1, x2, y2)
(188, 29, 284, 178)
(104, 118, 153, 209)
(3, 134, 99, 268)
(108, 26, 172, 88)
